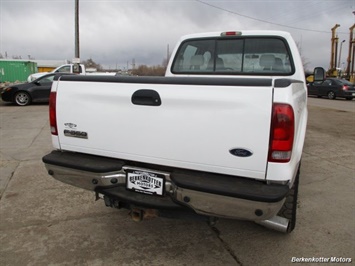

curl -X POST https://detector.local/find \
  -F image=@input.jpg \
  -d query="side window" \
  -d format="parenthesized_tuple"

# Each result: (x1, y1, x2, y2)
(56, 66, 71, 73)
(322, 80, 332, 86)
(38, 75, 55, 84)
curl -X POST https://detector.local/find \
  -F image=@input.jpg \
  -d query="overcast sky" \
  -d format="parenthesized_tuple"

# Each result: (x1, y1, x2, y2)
(1, 0, 354, 71)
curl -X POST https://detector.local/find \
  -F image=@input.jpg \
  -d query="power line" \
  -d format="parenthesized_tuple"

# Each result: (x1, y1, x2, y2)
(283, 2, 349, 26)
(195, 0, 349, 34)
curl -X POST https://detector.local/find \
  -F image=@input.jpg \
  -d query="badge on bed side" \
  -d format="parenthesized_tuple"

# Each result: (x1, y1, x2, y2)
(64, 129, 88, 139)
(63, 123, 88, 139)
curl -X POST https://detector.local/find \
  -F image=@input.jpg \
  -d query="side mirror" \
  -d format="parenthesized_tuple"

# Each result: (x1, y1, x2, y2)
(313, 67, 325, 82)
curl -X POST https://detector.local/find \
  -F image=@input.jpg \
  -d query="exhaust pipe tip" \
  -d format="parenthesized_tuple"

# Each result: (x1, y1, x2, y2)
(256, 216, 290, 233)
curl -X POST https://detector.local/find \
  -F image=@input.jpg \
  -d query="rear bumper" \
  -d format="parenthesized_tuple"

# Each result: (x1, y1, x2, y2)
(342, 91, 355, 98)
(43, 150, 289, 221)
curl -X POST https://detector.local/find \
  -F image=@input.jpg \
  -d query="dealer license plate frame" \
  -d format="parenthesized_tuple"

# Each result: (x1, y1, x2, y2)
(125, 169, 165, 196)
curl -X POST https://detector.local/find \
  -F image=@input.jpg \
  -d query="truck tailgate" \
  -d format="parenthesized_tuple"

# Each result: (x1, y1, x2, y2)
(55, 77, 273, 180)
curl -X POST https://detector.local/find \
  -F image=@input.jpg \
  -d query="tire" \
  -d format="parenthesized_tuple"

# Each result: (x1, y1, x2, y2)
(327, 91, 336, 100)
(14, 91, 31, 106)
(277, 165, 300, 233)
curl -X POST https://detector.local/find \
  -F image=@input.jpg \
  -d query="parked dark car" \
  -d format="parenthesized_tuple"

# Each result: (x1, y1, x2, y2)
(307, 78, 355, 100)
(1, 73, 72, 106)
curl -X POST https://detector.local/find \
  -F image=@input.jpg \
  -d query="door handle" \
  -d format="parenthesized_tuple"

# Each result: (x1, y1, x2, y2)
(131, 89, 161, 106)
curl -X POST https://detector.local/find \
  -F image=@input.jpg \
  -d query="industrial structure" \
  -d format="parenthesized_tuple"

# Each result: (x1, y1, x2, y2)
(329, 23, 355, 82)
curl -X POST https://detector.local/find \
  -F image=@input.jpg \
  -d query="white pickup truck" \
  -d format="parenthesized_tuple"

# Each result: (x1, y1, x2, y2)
(27, 64, 87, 82)
(43, 30, 315, 233)
(28, 63, 116, 82)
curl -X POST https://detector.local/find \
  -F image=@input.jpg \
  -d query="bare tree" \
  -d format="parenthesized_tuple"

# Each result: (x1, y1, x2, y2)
(81, 58, 103, 71)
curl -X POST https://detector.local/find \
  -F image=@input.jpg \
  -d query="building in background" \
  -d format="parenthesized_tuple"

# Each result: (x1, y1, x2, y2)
(31, 60, 69, 72)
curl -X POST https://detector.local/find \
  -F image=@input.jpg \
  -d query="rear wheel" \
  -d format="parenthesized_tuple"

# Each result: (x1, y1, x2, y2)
(327, 91, 336, 100)
(277, 165, 300, 233)
(14, 91, 31, 106)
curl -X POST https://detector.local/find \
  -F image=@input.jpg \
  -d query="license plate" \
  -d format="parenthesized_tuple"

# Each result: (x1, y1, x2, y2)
(126, 169, 165, 196)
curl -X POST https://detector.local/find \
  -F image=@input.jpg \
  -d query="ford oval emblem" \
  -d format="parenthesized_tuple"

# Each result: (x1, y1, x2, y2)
(229, 148, 253, 157)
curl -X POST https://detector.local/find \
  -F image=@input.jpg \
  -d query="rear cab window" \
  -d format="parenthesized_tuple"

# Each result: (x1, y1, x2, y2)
(171, 36, 294, 75)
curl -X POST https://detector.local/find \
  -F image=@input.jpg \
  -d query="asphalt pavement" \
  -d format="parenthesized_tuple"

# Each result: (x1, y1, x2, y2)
(0, 99, 354, 266)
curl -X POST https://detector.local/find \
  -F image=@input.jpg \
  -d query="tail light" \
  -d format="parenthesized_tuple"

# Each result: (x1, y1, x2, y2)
(268, 103, 294, 163)
(49, 92, 58, 135)
(342, 85, 348, 91)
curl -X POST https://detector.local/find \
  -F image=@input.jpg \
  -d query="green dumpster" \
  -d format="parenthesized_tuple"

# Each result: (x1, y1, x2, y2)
(0, 60, 38, 83)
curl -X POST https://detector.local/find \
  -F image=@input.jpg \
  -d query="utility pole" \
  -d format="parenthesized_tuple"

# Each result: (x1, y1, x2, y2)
(338, 40, 345, 69)
(132, 58, 136, 69)
(166, 44, 170, 67)
(75, 0, 80, 59)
